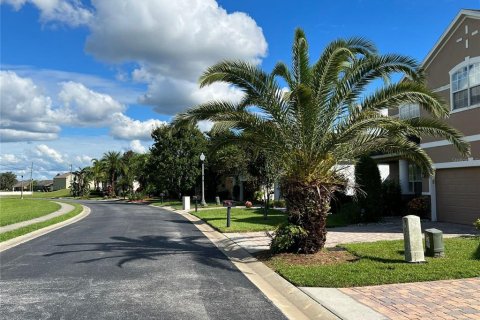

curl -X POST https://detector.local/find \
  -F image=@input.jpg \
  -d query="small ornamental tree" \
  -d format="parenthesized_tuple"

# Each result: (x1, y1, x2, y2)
(355, 156, 383, 222)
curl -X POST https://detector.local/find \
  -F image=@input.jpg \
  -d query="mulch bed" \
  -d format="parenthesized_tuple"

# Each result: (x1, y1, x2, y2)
(255, 247, 358, 266)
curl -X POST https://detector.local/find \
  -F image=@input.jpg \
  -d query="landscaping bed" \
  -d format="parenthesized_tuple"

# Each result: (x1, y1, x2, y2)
(0, 199, 61, 226)
(257, 236, 480, 287)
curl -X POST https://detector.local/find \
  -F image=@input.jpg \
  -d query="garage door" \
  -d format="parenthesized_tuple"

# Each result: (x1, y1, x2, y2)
(436, 167, 480, 225)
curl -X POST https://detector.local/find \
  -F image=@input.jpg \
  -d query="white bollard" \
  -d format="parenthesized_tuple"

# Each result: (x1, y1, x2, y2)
(182, 196, 190, 211)
(402, 215, 425, 263)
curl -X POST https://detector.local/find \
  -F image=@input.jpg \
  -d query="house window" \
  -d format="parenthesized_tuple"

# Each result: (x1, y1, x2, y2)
(408, 163, 422, 193)
(399, 103, 420, 120)
(450, 58, 480, 110)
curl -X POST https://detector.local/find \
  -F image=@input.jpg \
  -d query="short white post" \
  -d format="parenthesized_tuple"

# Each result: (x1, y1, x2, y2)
(182, 196, 190, 211)
(402, 215, 425, 263)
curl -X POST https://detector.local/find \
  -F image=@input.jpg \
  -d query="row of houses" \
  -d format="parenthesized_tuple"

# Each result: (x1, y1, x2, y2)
(13, 173, 73, 192)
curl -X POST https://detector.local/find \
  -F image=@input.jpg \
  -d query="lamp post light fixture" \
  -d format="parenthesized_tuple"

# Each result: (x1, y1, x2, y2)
(200, 153, 207, 206)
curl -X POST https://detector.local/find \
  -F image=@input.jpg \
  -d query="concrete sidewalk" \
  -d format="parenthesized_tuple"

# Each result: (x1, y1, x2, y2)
(0, 201, 74, 233)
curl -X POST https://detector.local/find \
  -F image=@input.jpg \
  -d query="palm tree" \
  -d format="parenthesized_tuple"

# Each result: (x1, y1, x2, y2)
(91, 158, 106, 191)
(102, 151, 122, 197)
(174, 29, 470, 253)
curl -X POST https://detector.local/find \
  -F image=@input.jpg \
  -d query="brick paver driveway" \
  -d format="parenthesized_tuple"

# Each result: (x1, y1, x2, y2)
(341, 278, 480, 320)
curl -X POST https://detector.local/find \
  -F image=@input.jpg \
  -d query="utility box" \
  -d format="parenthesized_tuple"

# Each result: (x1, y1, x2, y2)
(425, 228, 445, 257)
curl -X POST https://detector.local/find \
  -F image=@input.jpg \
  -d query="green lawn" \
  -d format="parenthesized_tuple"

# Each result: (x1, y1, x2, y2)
(192, 208, 351, 233)
(30, 189, 71, 198)
(192, 208, 287, 232)
(0, 202, 83, 242)
(264, 237, 480, 287)
(0, 199, 61, 226)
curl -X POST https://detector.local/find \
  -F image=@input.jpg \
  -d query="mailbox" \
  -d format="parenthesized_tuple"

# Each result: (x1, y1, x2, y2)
(425, 228, 444, 257)
(223, 200, 233, 207)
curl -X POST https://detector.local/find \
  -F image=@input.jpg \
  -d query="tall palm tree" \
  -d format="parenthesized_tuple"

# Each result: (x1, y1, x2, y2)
(91, 158, 106, 191)
(102, 151, 122, 197)
(174, 29, 470, 253)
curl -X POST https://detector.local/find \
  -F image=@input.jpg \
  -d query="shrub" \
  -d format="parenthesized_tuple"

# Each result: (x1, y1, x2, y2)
(381, 179, 402, 216)
(355, 156, 383, 222)
(407, 196, 430, 218)
(270, 223, 307, 253)
(474, 218, 480, 231)
(245, 201, 253, 208)
(338, 202, 362, 224)
(273, 200, 286, 208)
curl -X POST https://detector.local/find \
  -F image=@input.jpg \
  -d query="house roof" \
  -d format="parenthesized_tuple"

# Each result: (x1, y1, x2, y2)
(13, 181, 30, 188)
(36, 180, 53, 186)
(54, 172, 72, 178)
(422, 9, 480, 67)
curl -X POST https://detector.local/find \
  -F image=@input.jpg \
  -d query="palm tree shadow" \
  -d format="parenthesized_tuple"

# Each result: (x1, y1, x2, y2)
(44, 235, 238, 270)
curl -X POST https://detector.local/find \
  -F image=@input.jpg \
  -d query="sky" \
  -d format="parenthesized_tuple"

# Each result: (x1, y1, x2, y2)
(1, 0, 479, 180)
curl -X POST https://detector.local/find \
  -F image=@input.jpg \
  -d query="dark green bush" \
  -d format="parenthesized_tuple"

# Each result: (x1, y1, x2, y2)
(474, 218, 480, 231)
(381, 179, 402, 216)
(270, 223, 307, 253)
(406, 196, 430, 218)
(338, 202, 362, 224)
(355, 156, 383, 222)
(273, 200, 286, 208)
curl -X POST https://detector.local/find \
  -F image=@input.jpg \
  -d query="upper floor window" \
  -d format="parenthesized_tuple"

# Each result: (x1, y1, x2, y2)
(450, 57, 480, 110)
(399, 103, 420, 120)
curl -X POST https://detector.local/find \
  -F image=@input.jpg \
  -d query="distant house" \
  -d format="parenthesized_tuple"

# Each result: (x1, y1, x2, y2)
(375, 9, 480, 225)
(34, 180, 53, 192)
(52, 173, 73, 191)
(12, 180, 30, 191)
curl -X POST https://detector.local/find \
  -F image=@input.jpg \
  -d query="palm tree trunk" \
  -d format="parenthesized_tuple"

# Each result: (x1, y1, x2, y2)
(282, 180, 333, 253)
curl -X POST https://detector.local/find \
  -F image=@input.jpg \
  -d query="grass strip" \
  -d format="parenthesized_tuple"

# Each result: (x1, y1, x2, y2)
(263, 237, 480, 287)
(0, 202, 84, 242)
(0, 199, 61, 226)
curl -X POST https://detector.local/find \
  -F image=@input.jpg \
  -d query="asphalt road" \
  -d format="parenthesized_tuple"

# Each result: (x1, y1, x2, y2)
(0, 201, 286, 320)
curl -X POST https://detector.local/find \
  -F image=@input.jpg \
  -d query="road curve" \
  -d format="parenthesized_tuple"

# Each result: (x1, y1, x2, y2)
(0, 200, 286, 320)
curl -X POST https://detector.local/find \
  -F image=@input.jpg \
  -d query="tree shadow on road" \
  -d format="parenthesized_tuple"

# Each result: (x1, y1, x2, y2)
(44, 235, 239, 271)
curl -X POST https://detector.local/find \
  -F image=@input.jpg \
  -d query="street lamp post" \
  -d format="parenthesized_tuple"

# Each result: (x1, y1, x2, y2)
(20, 175, 24, 199)
(200, 153, 207, 206)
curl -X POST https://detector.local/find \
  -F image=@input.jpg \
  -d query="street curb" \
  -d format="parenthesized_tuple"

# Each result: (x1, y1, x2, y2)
(0, 204, 91, 252)
(153, 205, 338, 320)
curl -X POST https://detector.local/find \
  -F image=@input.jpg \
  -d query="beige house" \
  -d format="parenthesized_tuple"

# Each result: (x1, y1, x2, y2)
(52, 172, 73, 191)
(376, 9, 480, 225)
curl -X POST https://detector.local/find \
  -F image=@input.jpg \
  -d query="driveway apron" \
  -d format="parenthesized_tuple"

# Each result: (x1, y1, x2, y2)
(0, 201, 286, 320)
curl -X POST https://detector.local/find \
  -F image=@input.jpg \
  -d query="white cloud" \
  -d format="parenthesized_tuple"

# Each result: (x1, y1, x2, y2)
(35, 144, 64, 163)
(0, 154, 21, 165)
(197, 120, 214, 133)
(110, 113, 166, 140)
(58, 81, 125, 126)
(129, 140, 147, 154)
(85, 0, 266, 114)
(0, 71, 62, 142)
(1, 137, 153, 180)
(1, 0, 93, 26)
(5, 65, 143, 105)
(139, 77, 244, 114)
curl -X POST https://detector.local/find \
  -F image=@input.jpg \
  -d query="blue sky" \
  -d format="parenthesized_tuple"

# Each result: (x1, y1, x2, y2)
(1, 0, 479, 179)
